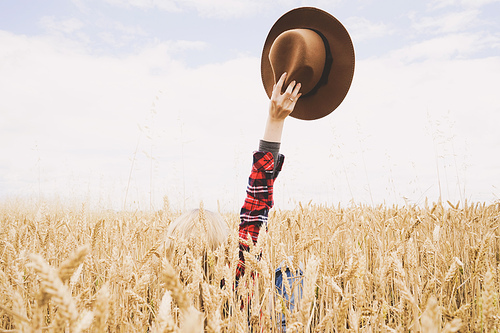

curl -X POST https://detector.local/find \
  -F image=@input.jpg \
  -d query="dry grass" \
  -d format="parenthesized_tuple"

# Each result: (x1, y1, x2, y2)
(0, 199, 499, 332)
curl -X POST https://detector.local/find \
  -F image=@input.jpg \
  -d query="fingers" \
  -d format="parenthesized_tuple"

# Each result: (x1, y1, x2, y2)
(284, 81, 301, 111)
(269, 72, 302, 120)
(291, 81, 302, 97)
(273, 73, 301, 98)
(285, 80, 296, 94)
(288, 82, 301, 100)
(289, 92, 302, 108)
(272, 72, 287, 99)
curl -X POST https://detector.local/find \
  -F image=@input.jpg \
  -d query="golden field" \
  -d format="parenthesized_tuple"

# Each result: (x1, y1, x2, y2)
(0, 199, 499, 332)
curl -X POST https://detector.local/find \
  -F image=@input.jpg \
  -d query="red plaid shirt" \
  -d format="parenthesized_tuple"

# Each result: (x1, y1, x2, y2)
(236, 151, 284, 280)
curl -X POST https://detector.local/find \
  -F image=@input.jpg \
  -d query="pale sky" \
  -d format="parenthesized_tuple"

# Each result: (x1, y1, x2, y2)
(1, 0, 499, 212)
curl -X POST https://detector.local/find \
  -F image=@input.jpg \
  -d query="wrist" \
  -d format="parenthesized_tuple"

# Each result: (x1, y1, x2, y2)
(267, 116, 286, 126)
(263, 117, 285, 143)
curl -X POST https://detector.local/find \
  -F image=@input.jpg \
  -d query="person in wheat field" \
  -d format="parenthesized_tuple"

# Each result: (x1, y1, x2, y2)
(165, 71, 301, 276)
(164, 6, 355, 331)
(164, 72, 302, 331)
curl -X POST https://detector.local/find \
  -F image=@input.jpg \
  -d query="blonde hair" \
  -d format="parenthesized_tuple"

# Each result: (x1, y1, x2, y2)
(165, 208, 229, 257)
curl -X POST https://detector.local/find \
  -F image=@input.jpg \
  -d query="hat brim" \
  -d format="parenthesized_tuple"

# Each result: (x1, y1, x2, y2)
(261, 7, 355, 120)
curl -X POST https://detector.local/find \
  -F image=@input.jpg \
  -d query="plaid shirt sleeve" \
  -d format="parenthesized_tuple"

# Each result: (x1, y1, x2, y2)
(236, 151, 284, 280)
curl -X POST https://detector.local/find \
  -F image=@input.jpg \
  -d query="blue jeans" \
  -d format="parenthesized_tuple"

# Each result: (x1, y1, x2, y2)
(275, 265, 304, 332)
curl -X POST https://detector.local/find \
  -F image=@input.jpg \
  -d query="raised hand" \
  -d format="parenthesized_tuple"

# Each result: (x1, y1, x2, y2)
(268, 72, 302, 121)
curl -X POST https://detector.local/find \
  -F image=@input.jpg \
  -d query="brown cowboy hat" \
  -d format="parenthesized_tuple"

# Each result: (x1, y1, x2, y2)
(261, 7, 355, 120)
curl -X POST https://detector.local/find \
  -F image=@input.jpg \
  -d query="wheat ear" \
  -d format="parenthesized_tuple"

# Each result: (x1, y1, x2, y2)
(298, 255, 320, 328)
(154, 290, 178, 333)
(442, 318, 463, 333)
(421, 296, 440, 333)
(160, 258, 190, 311)
(94, 283, 110, 332)
(28, 253, 79, 325)
(58, 245, 90, 283)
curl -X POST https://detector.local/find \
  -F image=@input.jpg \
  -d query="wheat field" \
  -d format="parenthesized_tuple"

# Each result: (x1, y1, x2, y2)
(0, 198, 499, 332)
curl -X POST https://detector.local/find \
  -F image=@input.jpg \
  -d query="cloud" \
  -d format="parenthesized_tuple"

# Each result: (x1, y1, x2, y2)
(313, 51, 500, 206)
(104, 0, 181, 12)
(430, 0, 500, 9)
(0, 29, 262, 210)
(101, 0, 263, 17)
(344, 16, 394, 42)
(411, 9, 481, 34)
(388, 32, 499, 61)
(93, 21, 148, 49)
(39, 14, 154, 51)
(99, 0, 341, 18)
(40, 16, 85, 34)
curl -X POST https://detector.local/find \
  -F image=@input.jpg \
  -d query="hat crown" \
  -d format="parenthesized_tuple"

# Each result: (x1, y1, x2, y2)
(268, 29, 326, 95)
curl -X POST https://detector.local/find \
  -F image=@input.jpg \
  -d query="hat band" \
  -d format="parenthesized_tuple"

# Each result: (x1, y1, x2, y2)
(305, 28, 333, 97)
